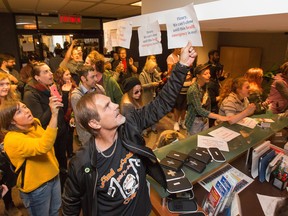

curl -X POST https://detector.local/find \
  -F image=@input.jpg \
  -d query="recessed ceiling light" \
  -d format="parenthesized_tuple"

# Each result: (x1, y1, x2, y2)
(131, 1, 142, 7)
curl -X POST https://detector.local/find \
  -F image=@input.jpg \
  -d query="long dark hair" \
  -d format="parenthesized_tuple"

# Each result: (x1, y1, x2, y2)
(0, 101, 37, 135)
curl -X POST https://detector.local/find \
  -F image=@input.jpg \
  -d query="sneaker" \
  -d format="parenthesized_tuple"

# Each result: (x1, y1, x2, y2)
(180, 121, 187, 130)
(4, 206, 23, 216)
(174, 122, 180, 132)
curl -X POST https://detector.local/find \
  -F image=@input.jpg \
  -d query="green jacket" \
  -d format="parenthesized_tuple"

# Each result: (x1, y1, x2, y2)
(103, 71, 123, 104)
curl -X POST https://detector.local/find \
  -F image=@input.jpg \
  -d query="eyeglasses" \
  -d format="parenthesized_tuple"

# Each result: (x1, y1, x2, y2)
(134, 89, 142, 95)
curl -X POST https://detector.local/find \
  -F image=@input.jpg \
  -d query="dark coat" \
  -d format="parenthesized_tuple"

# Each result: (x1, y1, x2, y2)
(62, 63, 190, 216)
(23, 79, 68, 136)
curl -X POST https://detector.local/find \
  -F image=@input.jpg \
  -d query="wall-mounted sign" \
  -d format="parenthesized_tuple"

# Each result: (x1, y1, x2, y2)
(59, 15, 82, 24)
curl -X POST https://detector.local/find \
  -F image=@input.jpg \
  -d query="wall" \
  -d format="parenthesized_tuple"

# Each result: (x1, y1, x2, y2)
(218, 32, 288, 72)
(0, 13, 20, 71)
(196, 31, 219, 64)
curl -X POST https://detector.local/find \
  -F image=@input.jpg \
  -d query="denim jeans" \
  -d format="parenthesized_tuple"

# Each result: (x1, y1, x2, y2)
(20, 175, 61, 216)
(188, 117, 209, 135)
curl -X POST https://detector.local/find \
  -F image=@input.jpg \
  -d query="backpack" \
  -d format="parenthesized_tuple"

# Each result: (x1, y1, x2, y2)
(0, 143, 26, 189)
(153, 130, 186, 149)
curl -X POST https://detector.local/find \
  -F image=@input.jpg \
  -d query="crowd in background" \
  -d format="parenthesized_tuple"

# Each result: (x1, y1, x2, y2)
(0, 39, 287, 216)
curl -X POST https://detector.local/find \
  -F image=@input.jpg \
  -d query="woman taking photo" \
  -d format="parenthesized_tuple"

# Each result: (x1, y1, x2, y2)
(23, 63, 68, 189)
(0, 96, 62, 215)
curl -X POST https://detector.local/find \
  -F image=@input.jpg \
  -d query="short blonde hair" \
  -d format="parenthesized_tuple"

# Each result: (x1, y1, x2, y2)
(143, 59, 157, 72)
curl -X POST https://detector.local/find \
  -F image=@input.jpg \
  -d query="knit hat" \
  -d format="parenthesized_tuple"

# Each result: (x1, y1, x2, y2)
(122, 77, 141, 93)
(194, 64, 211, 76)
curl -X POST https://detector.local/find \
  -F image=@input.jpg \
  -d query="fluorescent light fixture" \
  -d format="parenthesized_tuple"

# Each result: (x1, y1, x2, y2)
(131, 1, 142, 7)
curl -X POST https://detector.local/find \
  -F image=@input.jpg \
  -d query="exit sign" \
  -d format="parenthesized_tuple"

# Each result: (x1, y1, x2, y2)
(59, 15, 82, 24)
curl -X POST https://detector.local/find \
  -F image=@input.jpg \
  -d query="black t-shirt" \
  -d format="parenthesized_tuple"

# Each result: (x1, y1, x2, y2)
(97, 138, 151, 216)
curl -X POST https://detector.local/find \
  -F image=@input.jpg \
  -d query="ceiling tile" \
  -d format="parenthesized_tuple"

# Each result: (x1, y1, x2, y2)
(60, 1, 96, 13)
(82, 3, 118, 14)
(83, 3, 140, 18)
(37, 0, 69, 13)
(8, 0, 38, 11)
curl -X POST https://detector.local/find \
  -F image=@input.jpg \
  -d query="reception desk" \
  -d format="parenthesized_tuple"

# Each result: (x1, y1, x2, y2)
(149, 113, 288, 215)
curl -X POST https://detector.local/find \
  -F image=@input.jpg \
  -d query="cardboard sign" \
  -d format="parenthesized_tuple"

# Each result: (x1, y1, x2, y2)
(138, 20, 162, 57)
(116, 21, 132, 48)
(166, 4, 203, 49)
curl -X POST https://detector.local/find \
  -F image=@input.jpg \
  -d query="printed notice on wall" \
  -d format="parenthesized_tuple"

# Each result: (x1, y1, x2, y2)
(116, 21, 132, 48)
(138, 21, 162, 57)
(166, 3, 202, 49)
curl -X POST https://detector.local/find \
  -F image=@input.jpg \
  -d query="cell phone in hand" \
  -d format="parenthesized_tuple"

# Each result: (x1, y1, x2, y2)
(49, 84, 62, 102)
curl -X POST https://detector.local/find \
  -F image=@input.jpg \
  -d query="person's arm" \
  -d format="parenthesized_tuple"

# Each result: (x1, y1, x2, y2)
(23, 91, 51, 128)
(128, 57, 138, 74)
(275, 80, 288, 99)
(208, 112, 230, 122)
(48, 95, 62, 129)
(129, 42, 197, 130)
(139, 73, 159, 90)
(62, 161, 82, 216)
(220, 100, 256, 124)
(188, 88, 210, 117)
(60, 40, 77, 68)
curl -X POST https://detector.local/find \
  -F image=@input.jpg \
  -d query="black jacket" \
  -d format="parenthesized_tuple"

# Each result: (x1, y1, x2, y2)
(23, 79, 68, 136)
(62, 63, 190, 216)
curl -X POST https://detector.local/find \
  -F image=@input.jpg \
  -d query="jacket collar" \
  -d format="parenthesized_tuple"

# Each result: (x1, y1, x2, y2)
(27, 78, 50, 96)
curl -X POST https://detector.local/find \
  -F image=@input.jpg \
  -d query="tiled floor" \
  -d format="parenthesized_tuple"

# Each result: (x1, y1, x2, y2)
(0, 113, 187, 215)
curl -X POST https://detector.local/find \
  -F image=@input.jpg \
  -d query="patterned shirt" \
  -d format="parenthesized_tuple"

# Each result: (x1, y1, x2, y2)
(186, 82, 211, 131)
(219, 92, 249, 116)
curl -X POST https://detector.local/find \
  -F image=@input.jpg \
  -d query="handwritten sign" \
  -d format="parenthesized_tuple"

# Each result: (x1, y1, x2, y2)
(166, 4, 202, 48)
(103, 3, 203, 51)
(138, 21, 162, 57)
(116, 21, 132, 48)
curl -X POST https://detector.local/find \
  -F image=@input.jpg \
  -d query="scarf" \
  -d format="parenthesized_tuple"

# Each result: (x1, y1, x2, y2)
(26, 79, 51, 96)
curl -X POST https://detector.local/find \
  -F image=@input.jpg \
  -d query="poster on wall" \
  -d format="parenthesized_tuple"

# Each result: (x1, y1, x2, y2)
(166, 4, 203, 49)
(116, 21, 132, 49)
(138, 21, 162, 57)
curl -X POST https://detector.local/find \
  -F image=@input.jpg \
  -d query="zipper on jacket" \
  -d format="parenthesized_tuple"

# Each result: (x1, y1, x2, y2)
(124, 142, 157, 162)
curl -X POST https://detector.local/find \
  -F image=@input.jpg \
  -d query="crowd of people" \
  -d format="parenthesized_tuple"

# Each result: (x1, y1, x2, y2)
(0, 39, 287, 216)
